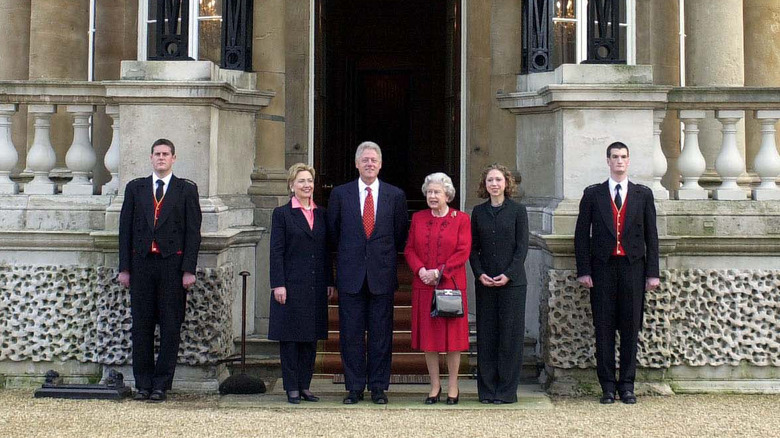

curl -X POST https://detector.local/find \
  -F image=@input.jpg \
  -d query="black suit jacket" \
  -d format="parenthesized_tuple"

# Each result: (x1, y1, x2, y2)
(574, 180, 659, 279)
(268, 201, 332, 341)
(119, 174, 202, 275)
(470, 198, 529, 286)
(327, 179, 408, 295)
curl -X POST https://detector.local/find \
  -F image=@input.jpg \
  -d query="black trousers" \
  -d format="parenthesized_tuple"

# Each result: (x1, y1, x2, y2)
(590, 256, 645, 393)
(338, 279, 394, 392)
(279, 341, 317, 392)
(130, 253, 186, 391)
(475, 285, 526, 403)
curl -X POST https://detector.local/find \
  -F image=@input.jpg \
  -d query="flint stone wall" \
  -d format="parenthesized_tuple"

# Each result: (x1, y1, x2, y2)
(0, 264, 235, 365)
(545, 269, 780, 368)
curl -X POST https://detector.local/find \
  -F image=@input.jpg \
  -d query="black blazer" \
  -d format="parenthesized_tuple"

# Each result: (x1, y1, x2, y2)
(574, 180, 660, 278)
(268, 201, 332, 341)
(119, 175, 202, 274)
(470, 198, 529, 286)
(327, 179, 408, 295)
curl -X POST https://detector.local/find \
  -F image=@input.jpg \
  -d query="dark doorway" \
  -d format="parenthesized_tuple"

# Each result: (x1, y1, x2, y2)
(314, 0, 461, 210)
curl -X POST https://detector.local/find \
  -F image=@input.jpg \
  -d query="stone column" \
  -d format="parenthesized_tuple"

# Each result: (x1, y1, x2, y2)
(0, 0, 31, 172)
(743, 0, 780, 173)
(684, 0, 745, 187)
(28, 0, 90, 174)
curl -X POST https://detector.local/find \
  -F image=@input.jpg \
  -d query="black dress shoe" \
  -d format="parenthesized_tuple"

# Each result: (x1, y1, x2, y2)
(480, 399, 493, 404)
(287, 391, 301, 404)
(300, 390, 319, 402)
(424, 388, 441, 405)
(343, 390, 364, 404)
(133, 389, 151, 401)
(599, 391, 615, 404)
(149, 390, 167, 403)
(619, 390, 637, 404)
(493, 399, 505, 405)
(371, 390, 388, 404)
(446, 392, 459, 405)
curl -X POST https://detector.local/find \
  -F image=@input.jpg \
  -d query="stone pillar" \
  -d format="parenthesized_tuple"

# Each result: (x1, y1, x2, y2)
(684, 0, 745, 187)
(743, 0, 780, 172)
(284, 0, 310, 166)
(0, 0, 31, 172)
(250, 0, 289, 336)
(28, 0, 90, 172)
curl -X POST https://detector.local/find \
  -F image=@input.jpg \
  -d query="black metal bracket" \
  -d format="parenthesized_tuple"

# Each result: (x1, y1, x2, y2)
(583, 0, 624, 64)
(522, 0, 554, 73)
(151, 0, 193, 60)
(221, 0, 253, 71)
(34, 369, 132, 400)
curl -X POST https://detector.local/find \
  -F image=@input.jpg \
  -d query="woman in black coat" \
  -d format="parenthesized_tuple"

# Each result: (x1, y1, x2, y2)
(269, 163, 334, 404)
(469, 163, 529, 404)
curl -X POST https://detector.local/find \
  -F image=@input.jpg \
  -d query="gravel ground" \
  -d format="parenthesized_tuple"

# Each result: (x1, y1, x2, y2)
(1, 390, 778, 438)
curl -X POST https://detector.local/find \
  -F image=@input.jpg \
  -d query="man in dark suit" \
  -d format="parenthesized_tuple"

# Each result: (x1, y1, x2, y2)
(574, 141, 660, 405)
(118, 138, 202, 403)
(328, 141, 408, 404)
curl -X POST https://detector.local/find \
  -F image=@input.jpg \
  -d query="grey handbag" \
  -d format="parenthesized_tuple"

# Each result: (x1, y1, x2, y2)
(430, 267, 464, 318)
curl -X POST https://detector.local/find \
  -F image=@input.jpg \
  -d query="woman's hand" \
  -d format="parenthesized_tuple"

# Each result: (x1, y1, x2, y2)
(273, 286, 287, 304)
(327, 286, 335, 299)
(418, 268, 438, 286)
(479, 274, 495, 287)
(492, 274, 510, 287)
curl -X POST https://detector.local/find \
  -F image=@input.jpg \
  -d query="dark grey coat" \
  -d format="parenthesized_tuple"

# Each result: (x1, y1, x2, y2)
(469, 198, 529, 287)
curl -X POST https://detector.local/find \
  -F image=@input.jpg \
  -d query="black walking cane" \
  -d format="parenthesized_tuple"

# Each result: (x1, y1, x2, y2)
(219, 271, 266, 394)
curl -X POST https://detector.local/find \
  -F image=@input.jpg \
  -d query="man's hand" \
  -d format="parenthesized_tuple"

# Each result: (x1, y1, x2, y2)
(492, 274, 510, 287)
(182, 272, 196, 289)
(118, 271, 130, 288)
(327, 286, 335, 299)
(645, 277, 660, 291)
(479, 274, 495, 287)
(577, 275, 593, 288)
(273, 286, 287, 304)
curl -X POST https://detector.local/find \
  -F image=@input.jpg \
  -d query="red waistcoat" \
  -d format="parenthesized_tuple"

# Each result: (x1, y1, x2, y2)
(611, 197, 626, 256)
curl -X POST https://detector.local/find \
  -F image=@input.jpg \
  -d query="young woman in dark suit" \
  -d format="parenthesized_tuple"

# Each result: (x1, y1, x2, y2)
(269, 163, 334, 404)
(469, 163, 529, 404)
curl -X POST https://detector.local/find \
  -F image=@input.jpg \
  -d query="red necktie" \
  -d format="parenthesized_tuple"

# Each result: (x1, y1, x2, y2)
(363, 187, 375, 237)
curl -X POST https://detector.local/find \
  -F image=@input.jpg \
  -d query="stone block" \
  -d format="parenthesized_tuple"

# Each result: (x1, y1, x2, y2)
(121, 60, 217, 81)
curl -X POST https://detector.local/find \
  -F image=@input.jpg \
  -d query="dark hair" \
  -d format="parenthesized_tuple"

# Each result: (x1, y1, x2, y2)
(606, 141, 629, 158)
(151, 138, 175, 155)
(477, 163, 519, 199)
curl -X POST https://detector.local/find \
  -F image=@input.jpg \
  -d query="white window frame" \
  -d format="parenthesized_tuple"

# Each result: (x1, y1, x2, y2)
(137, 0, 219, 61)
(552, 0, 636, 65)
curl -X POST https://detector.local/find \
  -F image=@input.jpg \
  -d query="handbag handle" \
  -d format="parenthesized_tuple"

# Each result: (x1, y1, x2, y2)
(434, 264, 459, 290)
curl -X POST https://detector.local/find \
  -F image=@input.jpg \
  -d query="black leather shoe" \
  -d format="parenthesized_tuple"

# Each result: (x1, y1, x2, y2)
(371, 390, 388, 404)
(300, 390, 319, 402)
(149, 390, 167, 403)
(287, 391, 301, 404)
(133, 389, 151, 401)
(619, 390, 637, 404)
(424, 388, 441, 405)
(446, 392, 459, 405)
(480, 399, 493, 404)
(599, 391, 615, 404)
(493, 399, 505, 405)
(343, 390, 364, 404)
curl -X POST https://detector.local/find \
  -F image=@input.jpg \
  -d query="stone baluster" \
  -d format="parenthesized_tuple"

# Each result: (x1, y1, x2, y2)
(652, 109, 669, 200)
(752, 110, 780, 200)
(25, 104, 57, 195)
(102, 105, 120, 195)
(63, 105, 97, 195)
(0, 104, 20, 194)
(713, 110, 747, 200)
(676, 110, 708, 200)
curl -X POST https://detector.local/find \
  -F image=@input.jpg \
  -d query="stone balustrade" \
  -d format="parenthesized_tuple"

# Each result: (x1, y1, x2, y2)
(663, 87, 780, 201)
(0, 81, 119, 195)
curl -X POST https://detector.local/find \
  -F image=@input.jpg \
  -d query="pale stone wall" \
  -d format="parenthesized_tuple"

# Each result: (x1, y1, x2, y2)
(0, 0, 31, 167)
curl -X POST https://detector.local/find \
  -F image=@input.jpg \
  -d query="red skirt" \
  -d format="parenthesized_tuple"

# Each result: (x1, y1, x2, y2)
(410, 285, 469, 352)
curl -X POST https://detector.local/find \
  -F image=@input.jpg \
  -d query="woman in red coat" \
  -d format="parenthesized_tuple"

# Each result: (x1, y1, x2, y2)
(404, 172, 471, 405)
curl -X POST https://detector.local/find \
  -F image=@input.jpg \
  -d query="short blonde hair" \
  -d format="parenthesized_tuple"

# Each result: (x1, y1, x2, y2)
(421, 172, 456, 203)
(287, 163, 316, 189)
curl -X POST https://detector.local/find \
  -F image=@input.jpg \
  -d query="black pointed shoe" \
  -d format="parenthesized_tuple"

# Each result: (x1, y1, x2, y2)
(424, 388, 441, 405)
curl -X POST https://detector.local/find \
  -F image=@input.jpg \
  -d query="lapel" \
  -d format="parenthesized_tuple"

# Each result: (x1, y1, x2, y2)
(595, 180, 616, 238)
(139, 176, 155, 231)
(375, 180, 390, 234)
(155, 174, 180, 229)
(624, 181, 641, 231)
(289, 202, 315, 238)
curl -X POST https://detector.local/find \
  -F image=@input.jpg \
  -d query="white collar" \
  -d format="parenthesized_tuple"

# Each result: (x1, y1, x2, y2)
(153, 173, 173, 187)
(608, 177, 628, 196)
(358, 178, 379, 194)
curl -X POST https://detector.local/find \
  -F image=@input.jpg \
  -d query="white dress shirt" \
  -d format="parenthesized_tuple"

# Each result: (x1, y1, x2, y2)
(608, 177, 628, 206)
(358, 178, 379, 217)
(152, 173, 172, 198)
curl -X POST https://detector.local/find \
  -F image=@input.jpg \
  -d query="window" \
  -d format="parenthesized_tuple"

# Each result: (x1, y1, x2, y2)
(137, 0, 223, 64)
(552, 0, 635, 68)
